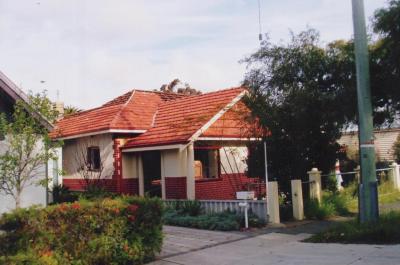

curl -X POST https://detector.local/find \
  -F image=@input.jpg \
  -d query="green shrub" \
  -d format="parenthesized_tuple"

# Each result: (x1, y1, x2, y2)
(305, 192, 350, 220)
(166, 200, 203, 216)
(51, 184, 78, 204)
(0, 196, 163, 264)
(306, 211, 400, 244)
(324, 172, 338, 193)
(278, 191, 293, 221)
(164, 210, 239, 231)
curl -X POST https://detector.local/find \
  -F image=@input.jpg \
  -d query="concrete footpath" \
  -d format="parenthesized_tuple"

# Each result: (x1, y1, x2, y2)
(149, 224, 400, 265)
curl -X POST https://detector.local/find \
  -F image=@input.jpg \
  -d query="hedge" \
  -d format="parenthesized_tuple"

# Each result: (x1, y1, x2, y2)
(0, 196, 163, 265)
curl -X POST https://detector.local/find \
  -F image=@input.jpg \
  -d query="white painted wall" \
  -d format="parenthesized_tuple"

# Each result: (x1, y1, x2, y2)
(219, 146, 248, 174)
(62, 134, 114, 179)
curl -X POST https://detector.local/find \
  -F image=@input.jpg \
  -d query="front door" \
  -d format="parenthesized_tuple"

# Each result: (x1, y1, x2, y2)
(142, 151, 162, 197)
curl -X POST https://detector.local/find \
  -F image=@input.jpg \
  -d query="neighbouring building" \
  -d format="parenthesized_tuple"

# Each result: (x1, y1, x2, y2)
(338, 128, 400, 162)
(0, 70, 61, 213)
(50, 87, 266, 200)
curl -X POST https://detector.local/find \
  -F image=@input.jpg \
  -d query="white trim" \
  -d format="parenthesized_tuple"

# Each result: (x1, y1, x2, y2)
(180, 90, 247, 151)
(57, 129, 146, 140)
(197, 137, 260, 141)
(122, 144, 184, 153)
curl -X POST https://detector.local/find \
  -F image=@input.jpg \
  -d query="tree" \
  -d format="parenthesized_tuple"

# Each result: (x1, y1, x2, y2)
(63, 105, 82, 117)
(371, 0, 400, 125)
(0, 91, 60, 208)
(243, 30, 355, 184)
(158, 78, 202, 95)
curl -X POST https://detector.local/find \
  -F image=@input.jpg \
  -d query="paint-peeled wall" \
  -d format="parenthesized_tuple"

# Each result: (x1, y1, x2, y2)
(62, 134, 114, 179)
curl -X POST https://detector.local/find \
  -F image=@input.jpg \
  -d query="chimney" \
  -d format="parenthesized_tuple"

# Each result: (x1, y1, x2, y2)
(55, 102, 64, 119)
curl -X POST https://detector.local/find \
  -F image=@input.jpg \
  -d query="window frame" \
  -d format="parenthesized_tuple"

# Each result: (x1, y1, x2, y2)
(87, 146, 101, 171)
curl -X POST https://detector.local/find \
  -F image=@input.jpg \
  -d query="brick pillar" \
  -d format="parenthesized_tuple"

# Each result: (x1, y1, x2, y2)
(113, 139, 123, 193)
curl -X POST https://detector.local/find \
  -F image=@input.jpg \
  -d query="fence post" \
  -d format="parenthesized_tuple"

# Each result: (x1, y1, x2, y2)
(308, 168, 322, 203)
(291, 179, 304, 221)
(354, 165, 360, 182)
(267, 181, 280, 223)
(389, 162, 400, 190)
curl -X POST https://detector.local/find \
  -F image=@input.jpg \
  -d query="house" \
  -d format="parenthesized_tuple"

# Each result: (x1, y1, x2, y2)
(338, 128, 400, 162)
(0, 70, 61, 213)
(50, 87, 266, 200)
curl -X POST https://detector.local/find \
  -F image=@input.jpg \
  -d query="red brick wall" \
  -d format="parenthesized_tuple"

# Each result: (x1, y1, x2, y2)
(165, 177, 187, 199)
(195, 174, 266, 200)
(63, 178, 117, 192)
(120, 178, 139, 195)
(112, 139, 123, 193)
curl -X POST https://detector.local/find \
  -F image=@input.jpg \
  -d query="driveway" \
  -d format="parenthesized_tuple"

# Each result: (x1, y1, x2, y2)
(149, 223, 400, 265)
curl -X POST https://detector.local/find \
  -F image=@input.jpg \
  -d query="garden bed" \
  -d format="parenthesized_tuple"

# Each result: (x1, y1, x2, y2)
(163, 200, 265, 231)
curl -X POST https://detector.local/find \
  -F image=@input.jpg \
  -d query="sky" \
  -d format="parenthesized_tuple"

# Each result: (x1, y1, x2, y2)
(0, 0, 388, 109)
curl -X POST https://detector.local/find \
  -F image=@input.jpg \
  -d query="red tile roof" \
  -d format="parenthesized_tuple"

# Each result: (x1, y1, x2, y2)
(50, 90, 186, 139)
(123, 87, 246, 148)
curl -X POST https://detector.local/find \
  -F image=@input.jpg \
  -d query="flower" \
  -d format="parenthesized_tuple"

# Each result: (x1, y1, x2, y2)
(71, 202, 80, 210)
(113, 208, 120, 215)
(127, 204, 139, 214)
(128, 215, 136, 222)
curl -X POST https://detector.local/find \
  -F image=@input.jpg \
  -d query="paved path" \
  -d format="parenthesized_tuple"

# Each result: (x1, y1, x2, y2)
(149, 223, 400, 265)
(159, 226, 249, 258)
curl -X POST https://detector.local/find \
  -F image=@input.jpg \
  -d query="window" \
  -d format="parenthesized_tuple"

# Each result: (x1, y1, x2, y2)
(194, 148, 220, 179)
(87, 146, 101, 170)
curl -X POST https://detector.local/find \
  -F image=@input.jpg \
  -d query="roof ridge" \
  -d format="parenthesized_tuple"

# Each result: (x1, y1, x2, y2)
(110, 90, 136, 127)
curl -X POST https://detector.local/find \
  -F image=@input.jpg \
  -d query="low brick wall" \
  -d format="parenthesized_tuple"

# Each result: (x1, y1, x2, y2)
(63, 178, 139, 195)
(121, 178, 139, 195)
(165, 177, 187, 199)
(195, 174, 266, 200)
(63, 178, 118, 192)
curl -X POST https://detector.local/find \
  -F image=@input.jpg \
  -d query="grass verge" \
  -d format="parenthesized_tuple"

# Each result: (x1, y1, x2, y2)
(304, 211, 400, 244)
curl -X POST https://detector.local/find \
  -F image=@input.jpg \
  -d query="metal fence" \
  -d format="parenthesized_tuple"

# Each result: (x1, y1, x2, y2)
(164, 199, 268, 221)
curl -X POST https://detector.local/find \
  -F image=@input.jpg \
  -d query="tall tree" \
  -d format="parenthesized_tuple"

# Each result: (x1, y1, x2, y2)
(0, 92, 60, 208)
(371, 0, 400, 125)
(243, 30, 355, 182)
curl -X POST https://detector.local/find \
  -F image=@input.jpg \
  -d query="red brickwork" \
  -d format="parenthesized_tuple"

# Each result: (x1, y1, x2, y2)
(63, 178, 117, 192)
(195, 174, 266, 200)
(120, 178, 139, 195)
(112, 139, 123, 193)
(165, 177, 187, 199)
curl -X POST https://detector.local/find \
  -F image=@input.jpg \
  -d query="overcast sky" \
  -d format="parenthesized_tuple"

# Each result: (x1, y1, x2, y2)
(0, 0, 387, 109)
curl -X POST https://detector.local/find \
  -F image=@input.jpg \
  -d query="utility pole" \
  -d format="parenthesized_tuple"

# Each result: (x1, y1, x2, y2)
(351, 0, 379, 222)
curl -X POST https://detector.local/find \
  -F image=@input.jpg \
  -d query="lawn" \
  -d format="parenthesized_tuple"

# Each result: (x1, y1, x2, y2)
(305, 211, 400, 244)
(340, 180, 400, 213)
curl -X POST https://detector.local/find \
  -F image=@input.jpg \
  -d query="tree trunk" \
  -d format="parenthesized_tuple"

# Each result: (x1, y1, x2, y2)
(15, 187, 21, 209)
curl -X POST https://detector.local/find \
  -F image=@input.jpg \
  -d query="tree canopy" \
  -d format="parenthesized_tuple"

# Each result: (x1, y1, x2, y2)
(243, 1, 400, 181)
(0, 91, 60, 208)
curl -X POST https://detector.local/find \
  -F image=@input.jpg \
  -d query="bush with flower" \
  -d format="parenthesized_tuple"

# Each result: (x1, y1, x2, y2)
(0, 196, 163, 265)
